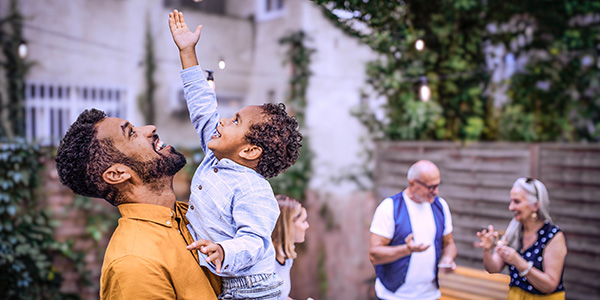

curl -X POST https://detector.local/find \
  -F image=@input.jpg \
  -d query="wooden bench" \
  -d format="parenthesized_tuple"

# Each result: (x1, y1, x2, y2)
(439, 266, 510, 300)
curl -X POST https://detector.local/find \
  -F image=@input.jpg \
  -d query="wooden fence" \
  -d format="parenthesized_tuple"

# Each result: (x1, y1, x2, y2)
(373, 142, 600, 300)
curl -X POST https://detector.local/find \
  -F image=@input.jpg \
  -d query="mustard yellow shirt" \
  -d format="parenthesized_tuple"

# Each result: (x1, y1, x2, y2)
(100, 202, 221, 299)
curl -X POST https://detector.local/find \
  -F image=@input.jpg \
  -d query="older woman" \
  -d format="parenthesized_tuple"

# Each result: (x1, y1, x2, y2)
(272, 195, 310, 300)
(477, 178, 567, 299)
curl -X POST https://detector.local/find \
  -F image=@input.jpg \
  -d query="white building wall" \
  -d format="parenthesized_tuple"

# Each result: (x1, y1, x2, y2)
(9, 0, 376, 191)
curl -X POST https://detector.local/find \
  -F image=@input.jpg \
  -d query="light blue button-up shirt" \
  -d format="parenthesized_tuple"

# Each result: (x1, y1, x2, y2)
(181, 65, 279, 277)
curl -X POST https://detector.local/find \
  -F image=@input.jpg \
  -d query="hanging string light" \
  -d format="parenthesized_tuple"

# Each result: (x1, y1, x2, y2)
(218, 58, 226, 70)
(18, 40, 28, 59)
(206, 70, 215, 90)
(415, 38, 425, 51)
(419, 76, 430, 101)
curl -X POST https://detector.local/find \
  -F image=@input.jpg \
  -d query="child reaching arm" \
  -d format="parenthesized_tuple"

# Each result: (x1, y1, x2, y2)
(168, 10, 302, 300)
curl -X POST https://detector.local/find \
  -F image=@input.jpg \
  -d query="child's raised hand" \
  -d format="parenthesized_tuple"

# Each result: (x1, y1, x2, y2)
(168, 9, 202, 51)
(186, 239, 225, 273)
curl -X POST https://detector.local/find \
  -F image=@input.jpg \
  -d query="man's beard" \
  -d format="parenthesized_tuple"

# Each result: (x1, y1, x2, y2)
(128, 147, 187, 183)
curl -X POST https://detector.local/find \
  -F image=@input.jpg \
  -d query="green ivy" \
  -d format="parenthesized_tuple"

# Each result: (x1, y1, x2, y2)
(269, 31, 315, 202)
(138, 16, 157, 125)
(313, 0, 600, 142)
(0, 141, 76, 299)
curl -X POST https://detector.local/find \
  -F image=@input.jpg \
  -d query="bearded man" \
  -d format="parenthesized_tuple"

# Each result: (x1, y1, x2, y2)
(56, 109, 220, 299)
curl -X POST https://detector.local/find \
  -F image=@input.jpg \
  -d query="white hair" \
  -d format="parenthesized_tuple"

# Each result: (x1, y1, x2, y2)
(407, 160, 436, 181)
(503, 178, 553, 250)
(407, 164, 420, 181)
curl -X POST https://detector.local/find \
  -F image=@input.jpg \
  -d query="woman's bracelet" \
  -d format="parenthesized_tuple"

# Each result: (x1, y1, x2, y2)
(519, 261, 534, 277)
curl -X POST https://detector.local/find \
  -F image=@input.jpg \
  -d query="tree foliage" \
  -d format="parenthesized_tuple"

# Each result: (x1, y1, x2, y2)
(313, 0, 600, 141)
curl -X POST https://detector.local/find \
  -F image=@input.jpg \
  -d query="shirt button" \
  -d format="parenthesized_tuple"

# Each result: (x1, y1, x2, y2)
(166, 221, 171, 225)
(190, 205, 194, 210)
(198, 185, 202, 190)
(213, 168, 218, 173)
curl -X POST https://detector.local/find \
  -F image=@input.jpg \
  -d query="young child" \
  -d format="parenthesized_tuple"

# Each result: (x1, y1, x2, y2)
(272, 195, 310, 300)
(168, 10, 302, 300)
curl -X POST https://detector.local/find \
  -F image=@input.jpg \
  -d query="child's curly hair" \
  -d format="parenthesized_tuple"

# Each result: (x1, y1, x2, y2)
(245, 103, 302, 178)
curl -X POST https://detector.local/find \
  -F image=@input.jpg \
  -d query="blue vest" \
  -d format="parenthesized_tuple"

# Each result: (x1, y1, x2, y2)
(375, 191, 445, 292)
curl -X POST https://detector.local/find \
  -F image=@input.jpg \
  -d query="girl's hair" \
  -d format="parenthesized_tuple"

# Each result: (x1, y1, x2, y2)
(272, 195, 303, 260)
(503, 177, 553, 250)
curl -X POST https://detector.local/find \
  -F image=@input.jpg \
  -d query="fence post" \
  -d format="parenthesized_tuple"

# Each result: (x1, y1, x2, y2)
(529, 143, 540, 180)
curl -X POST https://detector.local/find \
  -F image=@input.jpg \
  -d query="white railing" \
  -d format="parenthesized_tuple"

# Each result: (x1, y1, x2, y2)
(24, 82, 128, 146)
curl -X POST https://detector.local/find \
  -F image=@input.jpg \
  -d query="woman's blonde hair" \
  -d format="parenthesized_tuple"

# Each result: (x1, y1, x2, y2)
(272, 195, 303, 260)
(503, 177, 553, 250)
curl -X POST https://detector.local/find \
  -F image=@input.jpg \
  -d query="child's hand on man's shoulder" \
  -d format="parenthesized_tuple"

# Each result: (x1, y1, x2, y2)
(186, 239, 225, 273)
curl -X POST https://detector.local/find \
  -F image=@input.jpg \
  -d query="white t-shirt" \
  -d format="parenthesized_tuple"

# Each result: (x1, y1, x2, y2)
(274, 258, 293, 300)
(369, 193, 453, 300)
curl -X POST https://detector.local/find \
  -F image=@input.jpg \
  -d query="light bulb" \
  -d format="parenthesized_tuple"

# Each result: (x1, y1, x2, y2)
(18, 42, 28, 59)
(419, 84, 431, 102)
(218, 59, 225, 70)
(415, 39, 425, 52)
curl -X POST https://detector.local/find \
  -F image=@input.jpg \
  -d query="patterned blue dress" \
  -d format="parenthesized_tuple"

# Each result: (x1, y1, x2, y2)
(508, 221, 565, 295)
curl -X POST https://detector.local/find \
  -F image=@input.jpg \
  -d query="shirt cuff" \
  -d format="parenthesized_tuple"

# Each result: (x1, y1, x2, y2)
(217, 240, 236, 274)
(180, 65, 206, 84)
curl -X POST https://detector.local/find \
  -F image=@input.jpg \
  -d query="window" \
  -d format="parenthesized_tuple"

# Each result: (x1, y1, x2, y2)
(25, 82, 128, 146)
(256, 0, 285, 21)
(163, 0, 225, 15)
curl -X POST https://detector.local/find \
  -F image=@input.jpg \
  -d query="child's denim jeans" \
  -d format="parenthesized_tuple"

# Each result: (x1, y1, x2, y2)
(219, 273, 282, 300)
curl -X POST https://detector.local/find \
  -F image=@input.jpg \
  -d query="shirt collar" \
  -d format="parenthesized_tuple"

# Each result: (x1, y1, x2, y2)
(216, 158, 263, 177)
(118, 203, 178, 228)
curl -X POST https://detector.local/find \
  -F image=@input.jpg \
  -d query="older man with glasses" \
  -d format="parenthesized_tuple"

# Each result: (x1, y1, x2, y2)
(369, 160, 457, 300)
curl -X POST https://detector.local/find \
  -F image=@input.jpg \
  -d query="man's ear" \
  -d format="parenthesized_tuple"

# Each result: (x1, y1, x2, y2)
(239, 145, 263, 161)
(102, 164, 132, 185)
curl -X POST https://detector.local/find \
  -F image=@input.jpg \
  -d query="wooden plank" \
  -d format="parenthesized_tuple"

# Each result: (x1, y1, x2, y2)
(377, 150, 447, 162)
(441, 172, 520, 188)
(438, 266, 509, 300)
(455, 148, 530, 158)
(445, 161, 529, 173)
(564, 253, 600, 270)
(442, 186, 510, 203)
(545, 202, 600, 219)
(540, 143, 600, 151)
(540, 150, 600, 168)
(538, 169, 600, 185)
(547, 188, 600, 203)
(556, 220, 600, 236)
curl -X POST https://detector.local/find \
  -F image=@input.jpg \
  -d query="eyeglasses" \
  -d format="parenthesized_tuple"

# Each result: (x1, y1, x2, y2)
(414, 179, 440, 192)
(525, 177, 539, 200)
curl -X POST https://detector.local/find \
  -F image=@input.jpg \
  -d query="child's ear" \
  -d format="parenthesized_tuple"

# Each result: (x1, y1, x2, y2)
(102, 164, 132, 185)
(239, 145, 263, 161)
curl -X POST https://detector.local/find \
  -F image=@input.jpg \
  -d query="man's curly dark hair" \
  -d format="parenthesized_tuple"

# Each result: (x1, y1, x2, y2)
(56, 109, 187, 206)
(245, 103, 302, 178)
(55, 109, 121, 203)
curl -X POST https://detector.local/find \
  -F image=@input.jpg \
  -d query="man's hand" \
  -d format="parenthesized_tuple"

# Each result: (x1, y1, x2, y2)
(186, 239, 225, 273)
(437, 257, 457, 274)
(168, 9, 202, 52)
(404, 233, 430, 253)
